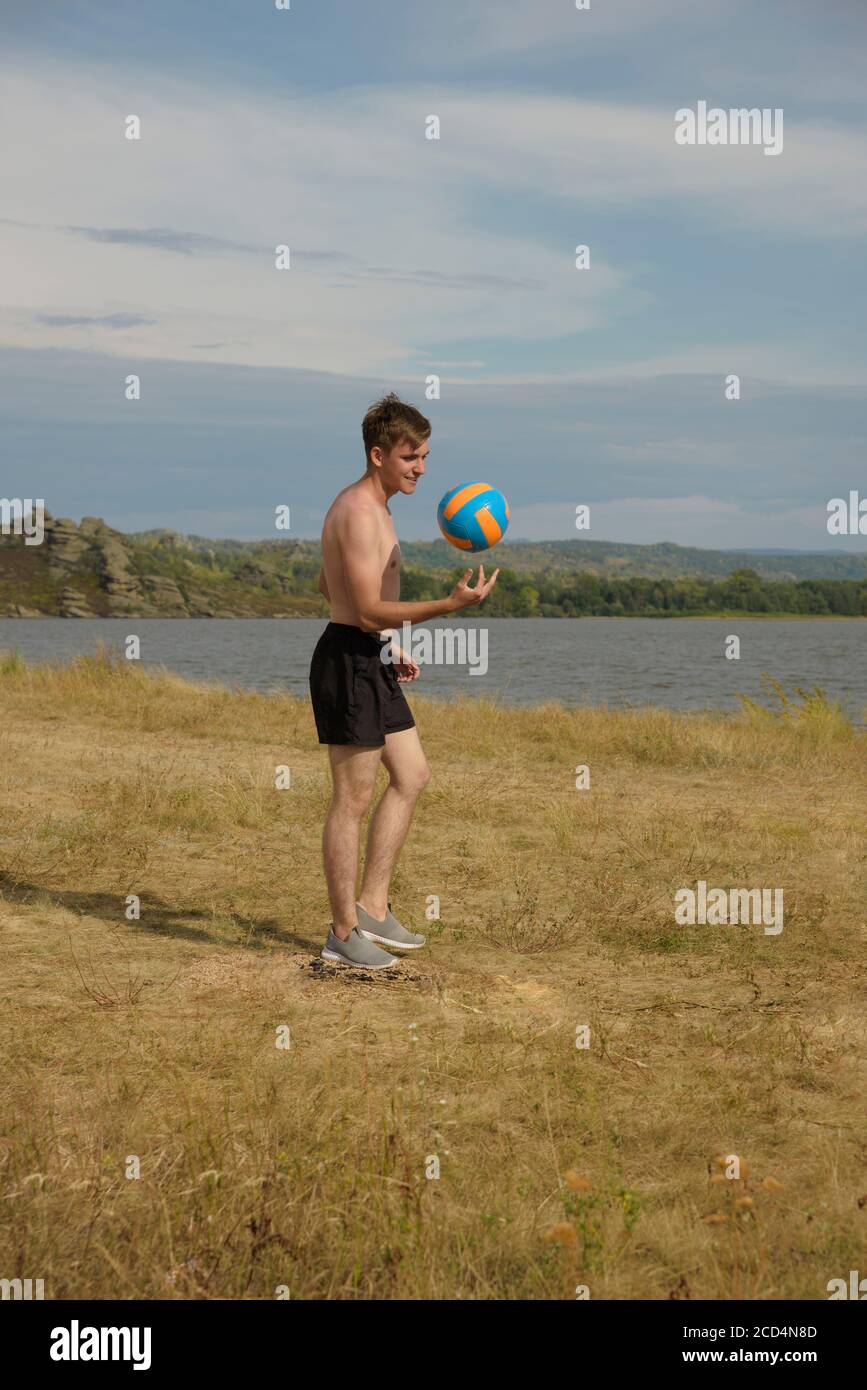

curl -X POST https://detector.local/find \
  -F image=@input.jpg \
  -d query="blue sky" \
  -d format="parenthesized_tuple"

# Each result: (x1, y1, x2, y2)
(2, 0, 865, 547)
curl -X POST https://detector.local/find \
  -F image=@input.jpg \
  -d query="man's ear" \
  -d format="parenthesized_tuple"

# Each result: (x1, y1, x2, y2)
(368, 448, 382, 470)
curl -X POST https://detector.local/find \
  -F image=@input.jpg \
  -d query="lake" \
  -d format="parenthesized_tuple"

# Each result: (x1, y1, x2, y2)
(1, 617, 864, 718)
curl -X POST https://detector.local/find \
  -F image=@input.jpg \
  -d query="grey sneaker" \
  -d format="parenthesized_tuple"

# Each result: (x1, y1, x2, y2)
(321, 926, 398, 971)
(356, 902, 426, 951)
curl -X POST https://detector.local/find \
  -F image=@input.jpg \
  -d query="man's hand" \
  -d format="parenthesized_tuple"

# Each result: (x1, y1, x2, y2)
(449, 564, 500, 611)
(393, 647, 420, 683)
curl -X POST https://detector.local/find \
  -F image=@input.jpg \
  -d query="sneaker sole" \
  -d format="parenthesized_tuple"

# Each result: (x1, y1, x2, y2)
(358, 929, 426, 950)
(320, 946, 398, 971)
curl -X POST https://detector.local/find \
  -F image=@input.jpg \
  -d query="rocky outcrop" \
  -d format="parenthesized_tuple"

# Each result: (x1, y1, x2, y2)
(79, 516, 119, 539)
(142, 576, 188, 614)
(3, 507, 328, 618)
(184, 591, 216, 617)
(58, 586, 95, 618)
(237, 559, 273, 587)
(2, 603, 45, 617)
(46, 514, 91, 578)
(100, 537, 146, 613)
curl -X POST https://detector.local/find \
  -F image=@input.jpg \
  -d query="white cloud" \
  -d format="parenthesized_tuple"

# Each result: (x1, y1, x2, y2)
(1, 60, 866, 381)
(0, 67, 626, 375)
(407, 0, 717, 61)
(509, 495, 841, 549)
(441, 348, 867, 390)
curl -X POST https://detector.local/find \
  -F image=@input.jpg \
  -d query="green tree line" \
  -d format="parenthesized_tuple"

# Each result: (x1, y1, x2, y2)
(399, 566, 867, 618)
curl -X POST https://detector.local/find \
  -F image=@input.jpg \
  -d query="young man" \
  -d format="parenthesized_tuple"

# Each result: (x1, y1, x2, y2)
(310, 393, 499, 970)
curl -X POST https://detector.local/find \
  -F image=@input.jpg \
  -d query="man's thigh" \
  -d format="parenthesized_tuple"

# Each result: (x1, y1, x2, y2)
(327, 743, 383, 803)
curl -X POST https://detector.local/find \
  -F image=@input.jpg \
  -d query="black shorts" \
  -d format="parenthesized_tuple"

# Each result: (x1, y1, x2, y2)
(309, 622, 416, 747)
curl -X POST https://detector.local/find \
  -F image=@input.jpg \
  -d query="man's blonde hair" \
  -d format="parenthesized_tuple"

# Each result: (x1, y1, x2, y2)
(362, 392, 431, 465)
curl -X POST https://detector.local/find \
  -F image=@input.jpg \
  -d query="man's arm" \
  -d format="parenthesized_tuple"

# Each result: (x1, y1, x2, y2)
(318, 566, 330, 600)
(341, 509, 498, 627)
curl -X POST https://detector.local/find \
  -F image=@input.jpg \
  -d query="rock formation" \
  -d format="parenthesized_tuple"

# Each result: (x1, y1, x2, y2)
(142, 575, 187, 614)
(58, 586, 96, 618)
(46, 514, 91, 579)
(1, 508, 324, 618)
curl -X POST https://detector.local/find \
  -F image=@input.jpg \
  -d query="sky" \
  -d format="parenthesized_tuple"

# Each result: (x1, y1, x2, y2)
(1, 0, 865, 548)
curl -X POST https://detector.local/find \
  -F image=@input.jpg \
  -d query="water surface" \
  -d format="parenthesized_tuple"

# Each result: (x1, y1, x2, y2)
(1, 617, 864, 717)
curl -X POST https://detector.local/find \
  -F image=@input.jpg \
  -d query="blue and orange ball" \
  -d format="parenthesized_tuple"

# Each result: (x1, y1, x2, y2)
(437, 481, 510, 552)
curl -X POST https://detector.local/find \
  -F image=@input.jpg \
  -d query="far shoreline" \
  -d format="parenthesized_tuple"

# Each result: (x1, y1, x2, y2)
(1, 611, 864, 622)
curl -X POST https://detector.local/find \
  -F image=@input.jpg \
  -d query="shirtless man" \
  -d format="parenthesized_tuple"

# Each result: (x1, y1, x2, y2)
(310, 393, 499, 970)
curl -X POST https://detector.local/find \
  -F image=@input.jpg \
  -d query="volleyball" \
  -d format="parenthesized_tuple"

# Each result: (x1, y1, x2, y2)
(436, 481, 510, 552)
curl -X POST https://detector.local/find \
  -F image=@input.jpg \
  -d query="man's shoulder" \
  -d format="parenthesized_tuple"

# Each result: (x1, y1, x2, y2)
(331, 485, 385, 530)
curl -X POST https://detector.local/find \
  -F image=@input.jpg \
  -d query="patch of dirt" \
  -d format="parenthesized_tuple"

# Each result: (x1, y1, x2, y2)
(303, 956, 415, 989)
(179, 954, 266, 996)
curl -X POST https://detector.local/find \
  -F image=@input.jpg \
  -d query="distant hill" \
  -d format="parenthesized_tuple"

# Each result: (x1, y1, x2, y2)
(130, 532, 867, 582)
(1, 511, 865, 618)
(398, 538, 867, 582)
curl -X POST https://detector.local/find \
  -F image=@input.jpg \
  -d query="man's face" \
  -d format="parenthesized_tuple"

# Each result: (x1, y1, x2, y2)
(375, 437, 429, 494)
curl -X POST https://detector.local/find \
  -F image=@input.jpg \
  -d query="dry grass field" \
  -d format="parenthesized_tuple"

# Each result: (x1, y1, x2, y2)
(0, 648, 864, 1300)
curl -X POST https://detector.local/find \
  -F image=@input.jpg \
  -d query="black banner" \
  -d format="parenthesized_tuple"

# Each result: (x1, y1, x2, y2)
(3, 1299, 861, 1374)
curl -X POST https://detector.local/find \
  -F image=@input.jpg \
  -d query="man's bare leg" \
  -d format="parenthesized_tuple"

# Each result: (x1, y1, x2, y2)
(323, 744, 382, 939)
(359, 726, 431, 920)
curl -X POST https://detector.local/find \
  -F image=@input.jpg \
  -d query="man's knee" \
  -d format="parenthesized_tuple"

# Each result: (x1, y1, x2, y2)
(392, 760, 431, 798)
(334, 781, 376, 819)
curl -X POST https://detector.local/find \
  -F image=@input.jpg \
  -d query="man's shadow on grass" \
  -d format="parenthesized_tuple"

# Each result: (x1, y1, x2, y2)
(0, 874, 316, 954)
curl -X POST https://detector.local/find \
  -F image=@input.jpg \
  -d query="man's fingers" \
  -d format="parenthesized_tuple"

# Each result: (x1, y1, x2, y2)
(456, 563, 501, 603)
